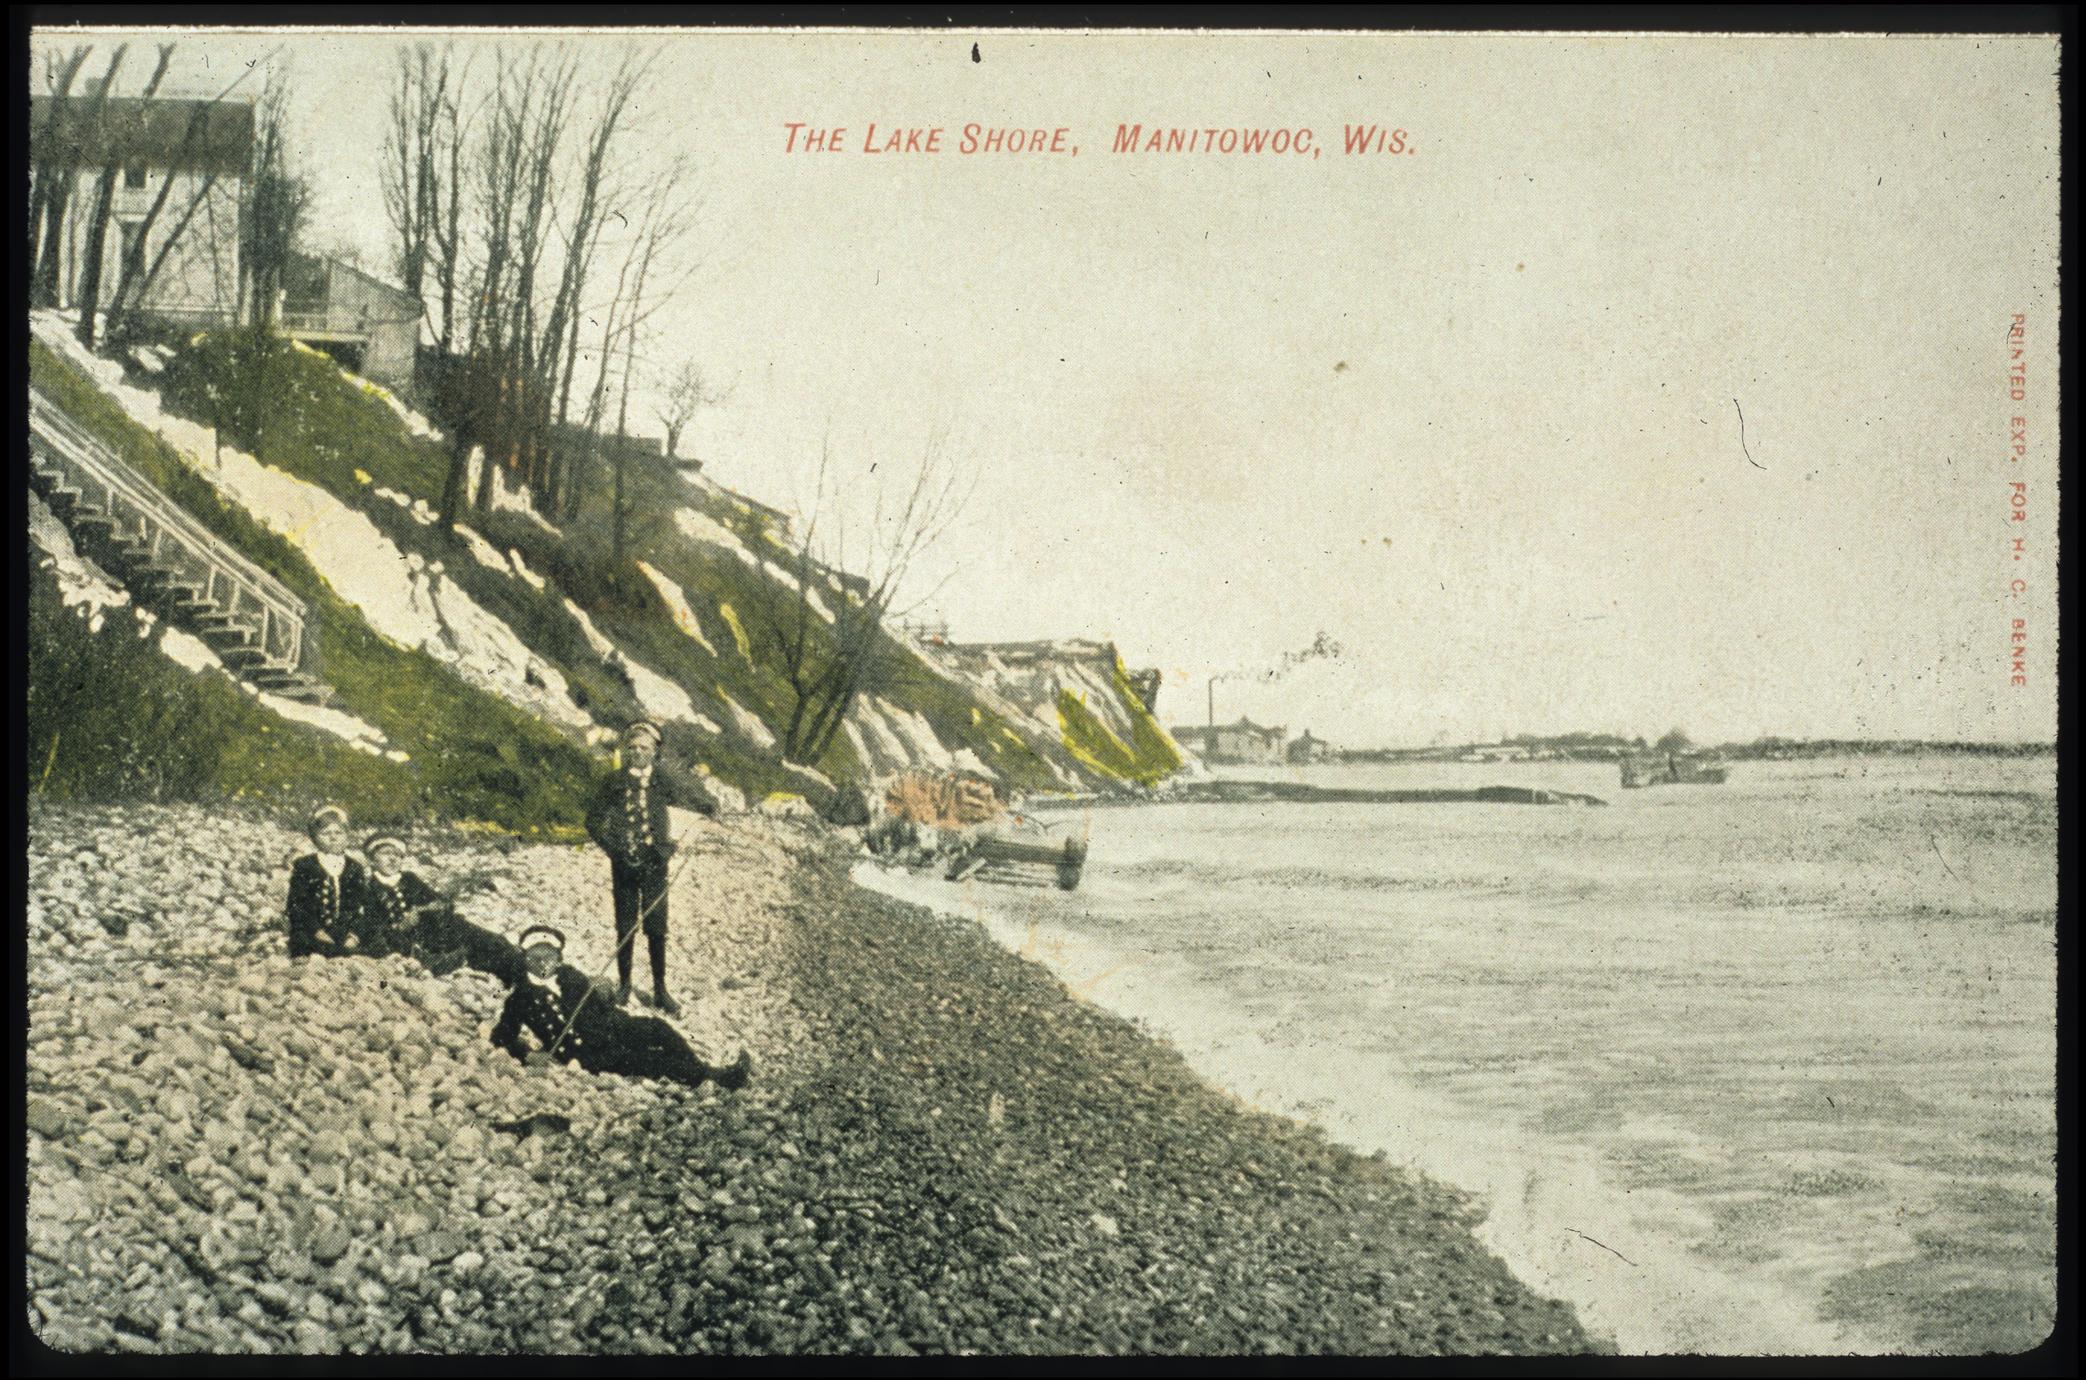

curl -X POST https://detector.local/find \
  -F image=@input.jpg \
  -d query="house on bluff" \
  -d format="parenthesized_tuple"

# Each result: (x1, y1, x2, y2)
(32, 92, 422, 398)
(30, 94, 252, 324)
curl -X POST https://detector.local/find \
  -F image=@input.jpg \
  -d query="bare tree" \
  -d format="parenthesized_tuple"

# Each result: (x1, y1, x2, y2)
(385, 43, 689, 532)
(656, 359, 730, 461)
(379, 44, 453, 307)
(29, 45, 94, 306)
(606, 175, 694, 562)
(106, 57, 269, 343)
(427, 75, 472, 359)
(751, 431, 972, 766)
(71, 43, 144, 348)
(535, 51, 649, 510)
(240, 79, 307, 328)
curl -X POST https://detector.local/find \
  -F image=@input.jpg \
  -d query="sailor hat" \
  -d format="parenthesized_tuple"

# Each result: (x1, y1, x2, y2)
(518, 925, 566, 955)
(364, 833, 406, 857)
(623, 720, 663, 747)
(309, 805, 349, 831)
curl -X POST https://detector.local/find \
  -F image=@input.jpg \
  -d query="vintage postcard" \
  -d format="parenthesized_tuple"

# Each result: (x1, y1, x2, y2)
(22, 21, 2062, 1361)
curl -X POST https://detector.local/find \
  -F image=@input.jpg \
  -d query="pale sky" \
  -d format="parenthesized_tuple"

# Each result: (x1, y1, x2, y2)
(32, 27, 2062, 745)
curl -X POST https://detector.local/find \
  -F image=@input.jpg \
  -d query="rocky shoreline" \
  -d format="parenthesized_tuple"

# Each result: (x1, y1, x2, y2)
(25, 801, 1604, 1355)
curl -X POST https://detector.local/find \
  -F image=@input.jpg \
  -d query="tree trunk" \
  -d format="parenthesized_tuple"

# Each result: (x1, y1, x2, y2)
(28, 47, 93, 303)
(70, 47, 131, 348)
(33, 174, 75, 307)
(73, 163, 122, 349)
(611, 389, 630, 566)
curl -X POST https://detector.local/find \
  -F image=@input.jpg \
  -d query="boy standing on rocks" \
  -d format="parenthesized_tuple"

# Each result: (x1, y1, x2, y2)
(286, 806, 371, 958)
(493, 925, 751, 1090)
(586, 720, 700, 1015)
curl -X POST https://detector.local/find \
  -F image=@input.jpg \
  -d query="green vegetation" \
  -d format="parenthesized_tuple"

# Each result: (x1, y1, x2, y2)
(1109, 657, 1185, 781)
(1054, 659, 1181, 790)
(30, 338, 599, 831)
(33, 323, 1180, 823)
(158, 330, 451, 503)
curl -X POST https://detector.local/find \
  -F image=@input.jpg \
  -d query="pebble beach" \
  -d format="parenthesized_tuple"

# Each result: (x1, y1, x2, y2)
(24, 801, 1602, 1356)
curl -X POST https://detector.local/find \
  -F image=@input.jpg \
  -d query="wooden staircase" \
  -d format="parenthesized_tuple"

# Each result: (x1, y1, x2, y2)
(29, 387, 334, 703)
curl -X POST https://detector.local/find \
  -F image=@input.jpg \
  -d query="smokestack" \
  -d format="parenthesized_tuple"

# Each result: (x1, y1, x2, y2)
(1207, 677, 1214, 731)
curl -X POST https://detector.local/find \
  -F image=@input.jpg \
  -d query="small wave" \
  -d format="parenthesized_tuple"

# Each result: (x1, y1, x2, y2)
(1109, 858, 1508, 895)
(1906, 788, 2054, 805)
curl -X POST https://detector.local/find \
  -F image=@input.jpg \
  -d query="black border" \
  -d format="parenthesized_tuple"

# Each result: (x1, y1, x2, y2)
(10, 5, 2074, 1377)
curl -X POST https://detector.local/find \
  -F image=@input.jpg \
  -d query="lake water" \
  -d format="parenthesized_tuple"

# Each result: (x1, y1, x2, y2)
(855, 753, 2058, 1355)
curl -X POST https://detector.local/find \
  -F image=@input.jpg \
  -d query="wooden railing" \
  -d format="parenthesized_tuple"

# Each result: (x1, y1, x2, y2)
(28, 387, 311, 669)
(279, 304, 416, 335)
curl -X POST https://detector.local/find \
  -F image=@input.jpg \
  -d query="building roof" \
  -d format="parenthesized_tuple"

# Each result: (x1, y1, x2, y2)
(31, 95, 254, 177)
(1221, 716, 1286, 737)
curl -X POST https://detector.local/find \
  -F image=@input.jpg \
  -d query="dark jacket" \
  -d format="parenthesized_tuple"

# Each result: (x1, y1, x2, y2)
(359, 870, 446, 960)
(490, 964, 711, 1087)
(586, 769, 679, 867)
(491, 968, 592, 1061)
(286, 853, 372, 958)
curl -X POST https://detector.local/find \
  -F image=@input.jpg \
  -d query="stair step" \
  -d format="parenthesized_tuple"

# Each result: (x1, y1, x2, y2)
(152, 586, 206, 611)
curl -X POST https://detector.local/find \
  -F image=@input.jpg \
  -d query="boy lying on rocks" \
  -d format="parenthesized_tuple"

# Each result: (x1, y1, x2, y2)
(493, 925, 752, 1091)
(357, 832, 462, 970)
(355, 834, 529, 984)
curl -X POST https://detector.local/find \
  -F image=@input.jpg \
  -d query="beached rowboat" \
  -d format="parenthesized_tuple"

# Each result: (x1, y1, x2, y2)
(945, 819, 1089, 890)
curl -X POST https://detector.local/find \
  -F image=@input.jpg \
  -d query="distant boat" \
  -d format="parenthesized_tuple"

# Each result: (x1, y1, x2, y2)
(1621, 753, 1730, 788)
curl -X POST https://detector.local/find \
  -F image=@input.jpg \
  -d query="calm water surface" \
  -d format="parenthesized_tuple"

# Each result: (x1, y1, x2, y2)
(858, 753, 2057, 1355)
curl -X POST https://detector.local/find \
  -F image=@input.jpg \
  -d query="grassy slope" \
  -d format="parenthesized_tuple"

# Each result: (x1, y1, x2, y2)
(30, 338, 599, 832)
(154, 331, 1108, 795)
(43, 327, 1169, 814)
(1056, 658, 1184, 789)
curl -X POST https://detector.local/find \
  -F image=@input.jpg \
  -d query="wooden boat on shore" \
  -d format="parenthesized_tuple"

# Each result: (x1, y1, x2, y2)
(945, 816, 1089, 890)
(1620, 753, 1729, 788)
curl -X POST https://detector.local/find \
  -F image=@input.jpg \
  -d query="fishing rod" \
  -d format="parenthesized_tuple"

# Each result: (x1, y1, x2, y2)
(540, 819, 710, 1055)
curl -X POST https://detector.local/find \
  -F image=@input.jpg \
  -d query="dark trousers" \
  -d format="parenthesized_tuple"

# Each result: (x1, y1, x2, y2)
(368, 906, 527, 987)
(610, 854, 670, 997)
(572, 1009, 710, 1088)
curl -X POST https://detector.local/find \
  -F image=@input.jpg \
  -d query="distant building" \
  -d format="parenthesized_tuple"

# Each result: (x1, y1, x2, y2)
(550, 422, 668, 465)
(281, 252, 420, 396)
(1173, 716, 1288, 764)
(1286, 729, 1333, 763)
(30, 94, 253, 323)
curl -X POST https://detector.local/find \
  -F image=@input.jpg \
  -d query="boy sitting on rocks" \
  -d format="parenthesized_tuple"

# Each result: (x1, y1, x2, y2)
(492, 925, 752, 1091)
(286, 806, 372, 958)
(358, 833, 469, 974)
